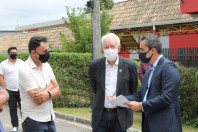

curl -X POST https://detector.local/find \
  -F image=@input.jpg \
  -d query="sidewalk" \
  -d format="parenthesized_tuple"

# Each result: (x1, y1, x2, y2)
(55, 111, 141, 132)
(1, 105, 92, 132)
(0, 105, 141, 132)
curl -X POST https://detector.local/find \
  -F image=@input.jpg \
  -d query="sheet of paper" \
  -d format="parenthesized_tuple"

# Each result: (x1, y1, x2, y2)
(109, 95, 129, 108)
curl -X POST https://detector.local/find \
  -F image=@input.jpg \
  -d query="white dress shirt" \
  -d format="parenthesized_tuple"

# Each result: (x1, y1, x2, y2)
(18, 56, 55, 122)
(104, 57, 119, 108)
(0, 58, 24, 91)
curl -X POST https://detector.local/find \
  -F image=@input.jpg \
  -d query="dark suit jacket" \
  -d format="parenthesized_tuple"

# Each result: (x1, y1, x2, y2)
(126, 56, 182, 132)
(89, 56, 138, 130)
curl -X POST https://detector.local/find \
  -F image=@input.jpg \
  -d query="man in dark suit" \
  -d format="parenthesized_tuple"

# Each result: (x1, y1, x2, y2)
(89, 33, 138, 132)
(124, 34, 182, 132)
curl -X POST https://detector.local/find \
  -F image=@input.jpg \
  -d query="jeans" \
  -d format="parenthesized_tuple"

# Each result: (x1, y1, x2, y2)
(93, 109, 126, 132)
(22, 117, 56, 132)
(7, 89, 21, 127)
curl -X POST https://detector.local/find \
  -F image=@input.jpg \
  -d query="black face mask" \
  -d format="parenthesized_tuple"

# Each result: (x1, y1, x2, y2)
(10, 54, 17, 60)
(35, 51, 50, 63)
(139, 49, 153, 63)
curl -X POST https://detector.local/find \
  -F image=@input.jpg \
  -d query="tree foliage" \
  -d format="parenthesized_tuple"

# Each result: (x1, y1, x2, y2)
(101, 0, 114, 10)
(59, 5, 113, 53)
(60, 7, 92, 53)
(84, 0, 114, 13)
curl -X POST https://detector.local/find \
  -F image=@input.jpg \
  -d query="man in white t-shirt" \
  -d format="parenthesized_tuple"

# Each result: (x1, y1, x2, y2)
(0, 47, 24, 132)
(18, 36, 60, 132)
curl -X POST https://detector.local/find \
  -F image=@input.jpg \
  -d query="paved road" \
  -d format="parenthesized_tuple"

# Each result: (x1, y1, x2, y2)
(0, 105, 91, 132)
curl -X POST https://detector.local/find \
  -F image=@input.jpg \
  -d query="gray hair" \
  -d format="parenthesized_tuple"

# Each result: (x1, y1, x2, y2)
(101, 33, 121, 47)
(141, 34, 162, 54)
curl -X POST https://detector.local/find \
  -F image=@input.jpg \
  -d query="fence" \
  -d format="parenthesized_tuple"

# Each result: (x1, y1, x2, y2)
(163, 47, 198, 67)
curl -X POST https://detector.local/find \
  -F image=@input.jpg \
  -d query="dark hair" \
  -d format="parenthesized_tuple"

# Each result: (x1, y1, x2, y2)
(8, 46, 17, 53)
(28, 36, 47, 53)
(141, 34, 162, 54)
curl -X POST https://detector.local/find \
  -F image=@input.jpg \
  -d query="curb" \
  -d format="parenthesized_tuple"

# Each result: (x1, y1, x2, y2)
(54, 111, 141, 132)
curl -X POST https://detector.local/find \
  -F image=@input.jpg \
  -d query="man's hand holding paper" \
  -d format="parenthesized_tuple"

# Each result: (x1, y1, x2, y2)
(108, 95, 130, 108)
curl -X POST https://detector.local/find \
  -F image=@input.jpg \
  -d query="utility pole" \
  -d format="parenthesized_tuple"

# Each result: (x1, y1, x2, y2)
(88, 0, 102, 60)
(87, 0, 101, 109)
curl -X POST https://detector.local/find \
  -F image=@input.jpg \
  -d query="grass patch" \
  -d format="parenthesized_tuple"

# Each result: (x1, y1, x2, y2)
(54, 107, 198, 132)
(132, 111, 141, 130)
(54, 107, 92, 119)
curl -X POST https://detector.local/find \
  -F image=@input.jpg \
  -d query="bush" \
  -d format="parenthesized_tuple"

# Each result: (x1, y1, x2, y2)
(177, 64, 198, 127)
(49, 52, 91, 107)
(0, 52, 29, 62)
(0, 53, 8, 61)
(0, 52, 91, 107)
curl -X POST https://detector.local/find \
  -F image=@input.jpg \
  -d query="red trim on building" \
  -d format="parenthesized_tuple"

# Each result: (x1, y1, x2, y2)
(119, 50, 130, 58)
(28, 29, 39, 32)
(169, 32, 198, 48)
(180, 0, 198, 14)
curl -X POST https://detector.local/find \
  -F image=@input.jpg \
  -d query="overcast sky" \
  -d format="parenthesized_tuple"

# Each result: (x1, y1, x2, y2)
(0, 0, 127, 30)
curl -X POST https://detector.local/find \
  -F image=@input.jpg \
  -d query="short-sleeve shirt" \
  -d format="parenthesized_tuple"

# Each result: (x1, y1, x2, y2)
(18, 56, 55, 122)
(0, 59, 24, 91)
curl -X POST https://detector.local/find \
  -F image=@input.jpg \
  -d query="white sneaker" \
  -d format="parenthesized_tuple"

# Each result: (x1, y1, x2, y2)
(11, 127, 18, 132)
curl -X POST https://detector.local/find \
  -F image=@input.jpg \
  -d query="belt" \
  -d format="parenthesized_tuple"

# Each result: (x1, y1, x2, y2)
(104, 108, 117, 112)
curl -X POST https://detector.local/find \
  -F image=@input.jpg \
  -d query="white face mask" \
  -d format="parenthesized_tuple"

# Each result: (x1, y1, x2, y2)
(104, 48, 118, 62)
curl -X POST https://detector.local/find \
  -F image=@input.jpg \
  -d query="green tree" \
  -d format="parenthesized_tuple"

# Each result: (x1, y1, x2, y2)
(59, 6, 113, 53)
(101, 0, 114, 10)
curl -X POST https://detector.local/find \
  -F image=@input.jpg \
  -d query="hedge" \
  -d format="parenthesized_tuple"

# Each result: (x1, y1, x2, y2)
(177, 64, 198, 127)
(0, 52, 197, 126)
(0, 52, 91, 107)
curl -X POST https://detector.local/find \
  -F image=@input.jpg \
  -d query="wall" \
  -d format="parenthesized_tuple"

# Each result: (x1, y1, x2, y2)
(159, 36, 169, 48)
(169, 33, 198, 48)
(180, 0, 198, 14)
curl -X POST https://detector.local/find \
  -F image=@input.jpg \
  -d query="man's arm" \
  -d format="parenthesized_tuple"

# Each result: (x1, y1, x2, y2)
(48, 78, 60, 99)
(28, 88, 41, 105)
(31, 79, 60, 105)
(0, 89, 9, 112)
(0, 88, 9, 105)
(0, 75, 6, 89)
(126, 62, 180, 113)
(123, 61, 144, 110)
(89, 61, 96, 94)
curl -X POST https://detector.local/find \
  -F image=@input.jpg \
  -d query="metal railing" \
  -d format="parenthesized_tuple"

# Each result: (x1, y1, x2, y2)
(163, 47, 198, 67)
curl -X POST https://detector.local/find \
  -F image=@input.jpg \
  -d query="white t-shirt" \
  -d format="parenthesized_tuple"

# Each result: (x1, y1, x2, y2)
(18, 56, 55, 122)
(0, 59, 24, 91)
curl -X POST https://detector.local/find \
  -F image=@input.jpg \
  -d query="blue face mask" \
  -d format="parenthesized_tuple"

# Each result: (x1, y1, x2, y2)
(138, 49, 153, 63)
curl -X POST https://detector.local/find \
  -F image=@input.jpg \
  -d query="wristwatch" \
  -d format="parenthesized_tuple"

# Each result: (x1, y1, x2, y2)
(48, 91, 52, 98)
